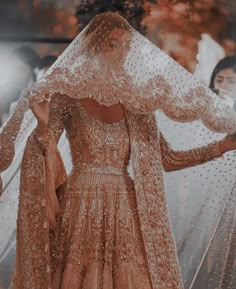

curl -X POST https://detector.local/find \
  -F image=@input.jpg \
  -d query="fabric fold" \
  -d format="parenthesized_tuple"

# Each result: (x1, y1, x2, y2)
(13, 132, 67, 288)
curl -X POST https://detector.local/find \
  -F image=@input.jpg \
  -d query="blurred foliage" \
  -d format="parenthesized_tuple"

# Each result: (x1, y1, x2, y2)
(75, 0, 151, 34)
(0, 1, 234, 71)
(142, 0, 235, 71)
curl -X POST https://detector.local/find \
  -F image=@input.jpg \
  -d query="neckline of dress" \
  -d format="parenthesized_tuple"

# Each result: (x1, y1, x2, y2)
(78, 102, 126, 126)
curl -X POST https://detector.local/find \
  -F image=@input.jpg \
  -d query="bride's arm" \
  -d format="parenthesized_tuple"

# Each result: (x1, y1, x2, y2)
(27, 94, 70, 228)
(32, 94, 69, 153)
(160, 133, 223, 172)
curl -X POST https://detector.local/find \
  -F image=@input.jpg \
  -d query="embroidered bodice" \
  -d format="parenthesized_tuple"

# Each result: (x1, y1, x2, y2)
(67, 102, 130, 174)
(48, 96, 130, 176)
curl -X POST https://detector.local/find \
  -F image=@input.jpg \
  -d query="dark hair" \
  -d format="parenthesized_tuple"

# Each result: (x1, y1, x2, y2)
(84, 12, 132, 53)
(209, 56, 236, 88)
(14, 46, 40, 69)
(37, 55, 58, 70)
(14, 46, 40, 81)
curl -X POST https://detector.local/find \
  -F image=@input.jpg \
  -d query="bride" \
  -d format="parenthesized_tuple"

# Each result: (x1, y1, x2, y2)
(0, 12, 236, 289)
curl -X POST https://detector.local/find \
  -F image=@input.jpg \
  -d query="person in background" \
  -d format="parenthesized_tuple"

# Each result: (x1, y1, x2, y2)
(35, 55, 58, 81)
(209, 56, 236, 110)
(13, 45, 40, 84)
(194, 33, 225, 85)
(1, 52, 57, 125)
(0, 46, 40, 125)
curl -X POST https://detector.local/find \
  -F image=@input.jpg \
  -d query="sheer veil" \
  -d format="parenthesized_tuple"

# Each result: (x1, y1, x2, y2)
(0, 12, 235, 288)
(158, 112, 236, 288)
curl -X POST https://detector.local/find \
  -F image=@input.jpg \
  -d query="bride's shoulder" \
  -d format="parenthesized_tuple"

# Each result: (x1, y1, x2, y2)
(49, 94, 74, 119)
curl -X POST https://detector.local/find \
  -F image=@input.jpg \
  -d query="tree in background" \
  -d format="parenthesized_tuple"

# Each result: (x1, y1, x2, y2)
(75, 0, 235, 72)
(0, 1, 234, 72)
(75, 0, 156, 34)
(142, 0, 235, 71)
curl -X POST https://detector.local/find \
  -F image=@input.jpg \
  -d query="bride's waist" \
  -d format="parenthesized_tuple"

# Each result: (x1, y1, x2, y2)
(72, 162, 127, 176)
(69, 163, 131, 186)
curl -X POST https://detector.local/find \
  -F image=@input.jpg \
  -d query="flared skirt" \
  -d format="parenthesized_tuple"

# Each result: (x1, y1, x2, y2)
(52, 172, 152, 289)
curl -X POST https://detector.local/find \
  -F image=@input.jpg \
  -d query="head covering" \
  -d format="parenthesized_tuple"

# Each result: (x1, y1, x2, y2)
(0, 12, 236, 289)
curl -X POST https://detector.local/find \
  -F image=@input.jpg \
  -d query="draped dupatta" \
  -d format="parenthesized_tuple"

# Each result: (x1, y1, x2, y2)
(13, 133, 67, 289)
(127, 112, 184, 289)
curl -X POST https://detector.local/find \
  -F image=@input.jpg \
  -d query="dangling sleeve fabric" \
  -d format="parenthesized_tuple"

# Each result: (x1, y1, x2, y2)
(0, 96, 28, 194)
(13, 94, 68, 289)
(32, 94, 69, 228)
(159, 133, 223, 172)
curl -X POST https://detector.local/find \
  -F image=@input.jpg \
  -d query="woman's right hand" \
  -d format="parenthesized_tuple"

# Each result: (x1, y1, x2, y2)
(29, 94, 51, 135)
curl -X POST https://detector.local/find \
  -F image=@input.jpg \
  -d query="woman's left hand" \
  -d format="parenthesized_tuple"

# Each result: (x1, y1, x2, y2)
(219, 133, 236, 153)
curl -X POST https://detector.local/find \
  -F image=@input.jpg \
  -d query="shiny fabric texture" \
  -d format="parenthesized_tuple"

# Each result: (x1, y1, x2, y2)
(0, 12, 236, 289)
(12, 96, 224, 289)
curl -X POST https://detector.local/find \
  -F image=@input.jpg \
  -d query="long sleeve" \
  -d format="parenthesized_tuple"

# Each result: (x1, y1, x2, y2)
(33, 94, 69, 151)
(31, 94, 70, 226)
(160, 133, 223, 172)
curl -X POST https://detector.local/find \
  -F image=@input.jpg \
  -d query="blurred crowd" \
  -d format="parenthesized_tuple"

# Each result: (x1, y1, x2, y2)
(0, 46, 57, 126)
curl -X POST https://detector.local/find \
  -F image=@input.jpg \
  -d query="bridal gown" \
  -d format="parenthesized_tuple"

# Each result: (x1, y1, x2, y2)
(37, 98, 153, 288)
(28, 95, 221, 289)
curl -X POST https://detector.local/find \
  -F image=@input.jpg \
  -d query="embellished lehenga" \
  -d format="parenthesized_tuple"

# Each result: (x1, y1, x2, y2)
(47, 99, 152, 288)
(1, 12, 236, 289)
(11, 94, 226, 289)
